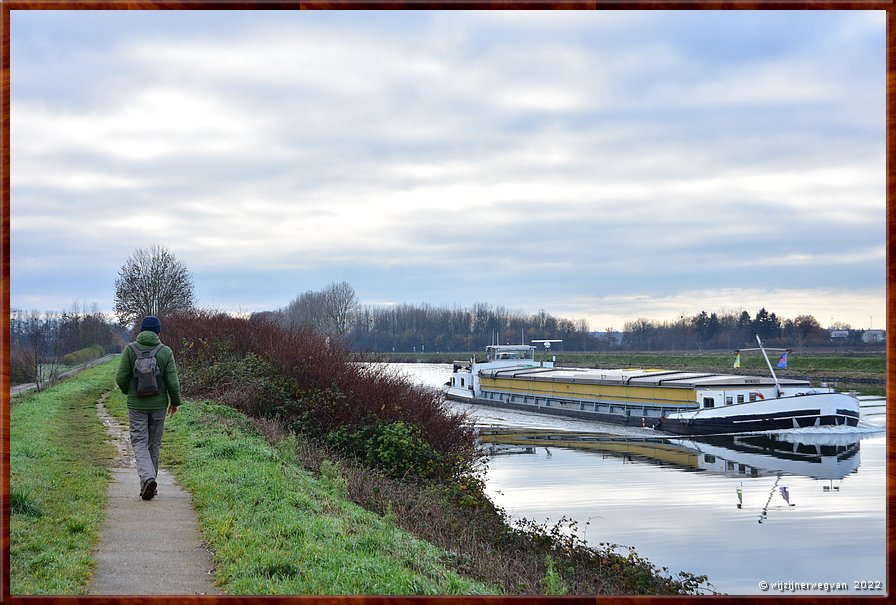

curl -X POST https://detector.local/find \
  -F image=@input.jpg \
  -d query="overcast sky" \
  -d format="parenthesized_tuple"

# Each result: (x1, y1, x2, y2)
(10, 10, 885, 331)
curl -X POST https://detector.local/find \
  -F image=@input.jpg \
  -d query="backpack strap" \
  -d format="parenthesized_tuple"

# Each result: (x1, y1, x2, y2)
(128, 342, 163, 358)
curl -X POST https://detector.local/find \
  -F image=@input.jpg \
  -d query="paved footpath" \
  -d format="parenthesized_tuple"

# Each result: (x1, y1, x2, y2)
(90, 395, 221, 595)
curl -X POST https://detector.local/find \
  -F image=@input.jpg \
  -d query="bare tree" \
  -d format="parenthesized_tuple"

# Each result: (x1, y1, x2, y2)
(623, 317, 657, 351)
(10, 309, 42, 386)
(283, 290, 328, 331)
(323, 281, 358, 336)
(114, 244, 195, 327)
(57, 300, 117, 354)
(10, 309, 64, 390)
(282, 281, 358, 336)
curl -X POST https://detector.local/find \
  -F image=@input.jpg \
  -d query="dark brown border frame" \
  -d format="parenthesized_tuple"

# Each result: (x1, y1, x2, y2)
(0, 2, 891, 604)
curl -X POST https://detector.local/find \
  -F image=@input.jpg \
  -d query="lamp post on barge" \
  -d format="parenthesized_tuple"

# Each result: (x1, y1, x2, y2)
(531, 339, 563, 366)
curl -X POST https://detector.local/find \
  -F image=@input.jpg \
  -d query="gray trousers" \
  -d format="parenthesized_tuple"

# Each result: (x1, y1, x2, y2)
(128, 408, 167, 488)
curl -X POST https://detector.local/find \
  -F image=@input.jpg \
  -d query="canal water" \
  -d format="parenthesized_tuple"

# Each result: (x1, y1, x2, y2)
(387, 362, 887, 596)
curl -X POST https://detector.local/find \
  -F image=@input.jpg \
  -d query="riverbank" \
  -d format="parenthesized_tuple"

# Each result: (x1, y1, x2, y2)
(101, 386, 496, 595)
(10, 358, 712, 595)
(10, 359, 492, 595)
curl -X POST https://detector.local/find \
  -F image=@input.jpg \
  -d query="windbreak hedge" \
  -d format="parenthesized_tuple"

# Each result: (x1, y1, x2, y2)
(162, 311, 477, 482)
(61, 345, 106, 366)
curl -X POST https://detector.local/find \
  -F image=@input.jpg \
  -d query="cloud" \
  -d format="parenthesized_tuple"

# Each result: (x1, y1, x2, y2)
(9, 11, 885, 329)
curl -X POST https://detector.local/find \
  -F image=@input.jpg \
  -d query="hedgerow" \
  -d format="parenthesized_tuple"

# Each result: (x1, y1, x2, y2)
(61, 345, 106, 366)
(162, 310, 477, 483)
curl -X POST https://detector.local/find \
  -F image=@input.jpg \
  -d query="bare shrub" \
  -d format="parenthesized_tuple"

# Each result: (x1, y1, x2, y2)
(162, 310, 478, 478)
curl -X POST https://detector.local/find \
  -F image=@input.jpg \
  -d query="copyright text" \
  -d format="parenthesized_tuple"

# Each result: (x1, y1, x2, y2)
(758, 580, 883, 593)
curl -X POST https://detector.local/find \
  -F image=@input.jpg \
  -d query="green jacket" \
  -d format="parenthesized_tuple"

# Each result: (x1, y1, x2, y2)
(116, 331, 182, 410)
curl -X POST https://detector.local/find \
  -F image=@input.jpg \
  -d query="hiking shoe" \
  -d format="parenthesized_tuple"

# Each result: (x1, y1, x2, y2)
(141, 479, 157, 500)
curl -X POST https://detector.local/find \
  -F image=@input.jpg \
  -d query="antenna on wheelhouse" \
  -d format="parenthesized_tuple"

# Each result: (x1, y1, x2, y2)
(531, 339, 562, 366)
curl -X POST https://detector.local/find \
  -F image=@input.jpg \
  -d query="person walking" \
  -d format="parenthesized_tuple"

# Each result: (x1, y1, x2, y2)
(115, 315, 182, 500)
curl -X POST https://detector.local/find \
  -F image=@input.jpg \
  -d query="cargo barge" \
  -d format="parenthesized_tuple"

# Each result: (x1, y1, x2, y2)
(445, 338, 860, 435)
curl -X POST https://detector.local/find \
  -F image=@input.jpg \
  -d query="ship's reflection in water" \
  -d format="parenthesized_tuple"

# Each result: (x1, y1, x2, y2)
(478, 428, 883, 595)
(479, 430, 862, 480)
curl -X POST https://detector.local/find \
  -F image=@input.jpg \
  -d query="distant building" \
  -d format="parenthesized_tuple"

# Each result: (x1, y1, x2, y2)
(829, 329, 885, 344)
(862, 330, 886, 344)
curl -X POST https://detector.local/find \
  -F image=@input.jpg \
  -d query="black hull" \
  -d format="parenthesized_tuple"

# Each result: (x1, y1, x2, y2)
(656, 410, 860, 435)
(447, 393, 861, 436)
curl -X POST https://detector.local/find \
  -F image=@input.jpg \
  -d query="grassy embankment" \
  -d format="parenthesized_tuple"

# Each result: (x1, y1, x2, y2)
(9, 361, 117, 595)
(102, 388, 496, 595)
(381, 350, 886, 395)
(10, 360, 494, 595)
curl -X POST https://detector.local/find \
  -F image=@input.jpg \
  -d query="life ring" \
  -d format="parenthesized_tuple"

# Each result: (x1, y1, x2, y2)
(756, 392, 765, 400)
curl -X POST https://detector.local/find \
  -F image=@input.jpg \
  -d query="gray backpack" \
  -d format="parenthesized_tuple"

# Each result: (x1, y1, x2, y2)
(129, 342, 164, 397)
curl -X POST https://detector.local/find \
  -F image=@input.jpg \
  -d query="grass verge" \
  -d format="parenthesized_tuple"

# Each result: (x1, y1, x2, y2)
(102, 388, 497, 595)
(9, 360, 118, 595)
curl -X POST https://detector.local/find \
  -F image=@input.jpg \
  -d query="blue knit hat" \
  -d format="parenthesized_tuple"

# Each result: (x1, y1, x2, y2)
(140, 316, 162, 334)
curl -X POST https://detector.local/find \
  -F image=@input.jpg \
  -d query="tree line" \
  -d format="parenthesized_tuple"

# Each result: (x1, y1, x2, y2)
(102, 245, 889, 355)
(257, 282, 873, 353)
(620, 309, 849, 352)
(10, 304, 126, 388)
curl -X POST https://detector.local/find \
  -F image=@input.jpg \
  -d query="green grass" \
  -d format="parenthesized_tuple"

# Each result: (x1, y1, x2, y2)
(10, 360, 118, 595)
(103, 389, 497, 595)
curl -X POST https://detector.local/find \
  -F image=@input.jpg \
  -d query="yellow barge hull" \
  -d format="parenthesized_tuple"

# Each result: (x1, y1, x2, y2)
(479, 375, 699, 406)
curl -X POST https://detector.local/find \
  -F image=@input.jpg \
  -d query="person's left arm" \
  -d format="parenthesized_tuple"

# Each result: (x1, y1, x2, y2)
(164, 348, 183, 412)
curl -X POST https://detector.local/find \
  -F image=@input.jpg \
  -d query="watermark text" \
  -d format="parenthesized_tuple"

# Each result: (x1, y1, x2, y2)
(758, 580, 883, 593)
